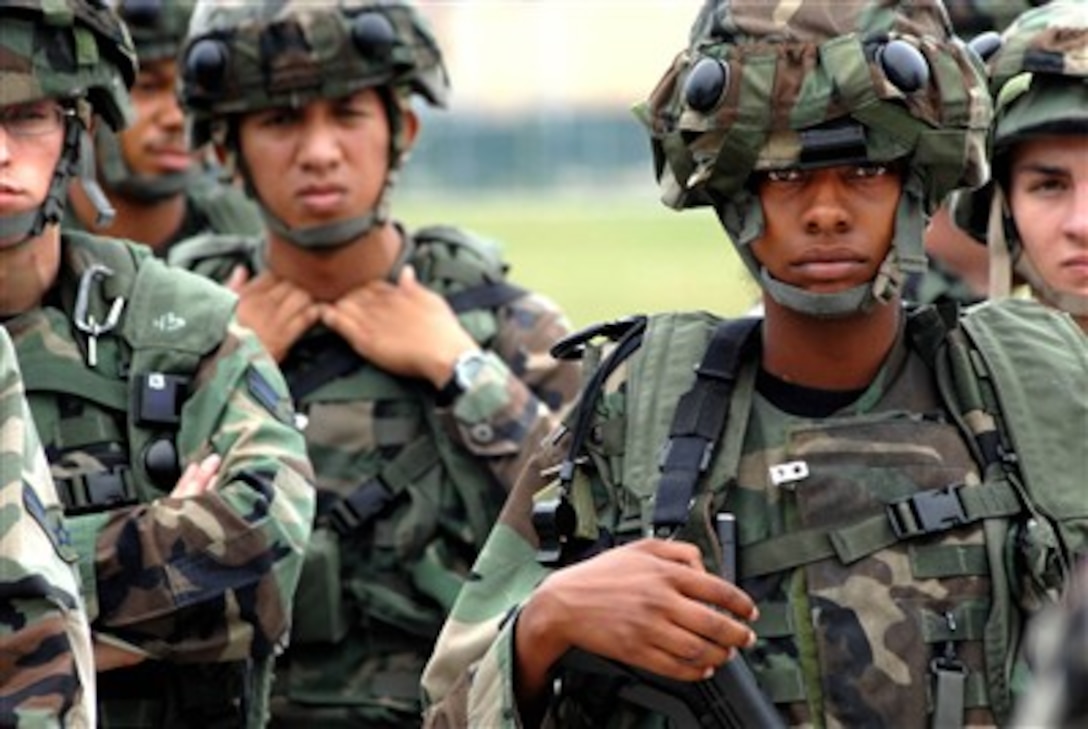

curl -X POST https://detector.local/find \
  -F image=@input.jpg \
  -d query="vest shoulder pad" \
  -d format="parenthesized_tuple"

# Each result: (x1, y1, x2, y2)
(186, 177, 264, 238)
(958, 298, 1088, 557)
(410, 224, 509, 292)
(167, 233, 260, 284)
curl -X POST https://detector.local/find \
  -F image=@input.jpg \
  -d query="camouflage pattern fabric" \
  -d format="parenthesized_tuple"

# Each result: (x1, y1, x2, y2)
(3, 233, 316, 726)
(421, 305, 1088, 728)
(170, 227, 580, 726)
(944, 0, 1047, 38)
(115, 0, 197, 62)
(180, 0, 448, 148)
(643, 0, 991, 214)
(1012, 557, 1088, 726)
(0, 2, 135, 131)
(0, 328, 95, 728)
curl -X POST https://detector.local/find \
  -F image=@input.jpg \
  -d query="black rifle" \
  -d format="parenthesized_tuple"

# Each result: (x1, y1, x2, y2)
(554, 516, 785, 729)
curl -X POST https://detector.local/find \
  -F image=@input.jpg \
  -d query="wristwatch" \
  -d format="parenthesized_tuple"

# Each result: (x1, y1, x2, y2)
(436, 350, 489, 405)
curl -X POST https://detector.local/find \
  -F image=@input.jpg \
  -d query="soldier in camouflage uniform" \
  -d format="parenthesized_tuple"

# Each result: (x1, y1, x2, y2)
(0, 1, 316, 726)
(1, 328, 95, 727)
(951, 0, 1088, 333)
(63, 0, 263, 256)
(169, 1, 580, 726)
(422, 0, 1088, 727)
(906, 0, 1054, 307)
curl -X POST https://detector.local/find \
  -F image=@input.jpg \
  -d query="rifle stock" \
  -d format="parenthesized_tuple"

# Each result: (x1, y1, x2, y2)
(558, 647, 785, 729)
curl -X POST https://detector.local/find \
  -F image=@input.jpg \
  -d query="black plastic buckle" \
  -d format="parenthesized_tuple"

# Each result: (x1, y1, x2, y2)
(888, 484, 967, 539)
(60, 469, 138, 515)
(328, 478, 393, 537)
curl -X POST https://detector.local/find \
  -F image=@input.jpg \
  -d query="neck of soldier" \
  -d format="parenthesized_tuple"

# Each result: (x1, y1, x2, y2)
(264, 220, 404, 303)
(759, 293, 901, 391)
(68, 181, 185, 255)
(0, 225, 62, 317)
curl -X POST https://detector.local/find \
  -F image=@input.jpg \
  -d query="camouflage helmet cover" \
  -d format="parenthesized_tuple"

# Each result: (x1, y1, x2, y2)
(952, 0, 1088, 244)
(113, 0, 197, 62)
(944, 0, 1047, 39)
(640, 0, 993, 213)
(179, 0, 450, 146)
(0, 0, 137, 130)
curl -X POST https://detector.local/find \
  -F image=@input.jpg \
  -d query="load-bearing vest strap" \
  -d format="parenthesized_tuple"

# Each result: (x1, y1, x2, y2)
(739, 478, 1023, 578)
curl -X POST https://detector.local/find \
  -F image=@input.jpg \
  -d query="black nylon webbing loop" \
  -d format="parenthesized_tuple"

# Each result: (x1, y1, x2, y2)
(652, 318, 759, 532)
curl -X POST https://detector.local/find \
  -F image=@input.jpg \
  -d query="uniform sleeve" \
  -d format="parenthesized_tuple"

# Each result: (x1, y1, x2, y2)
(67, 321, 315, 663)
(1, 335, 96, 728)
(437, 290, 581, 492)
(421, 429, 567, 728)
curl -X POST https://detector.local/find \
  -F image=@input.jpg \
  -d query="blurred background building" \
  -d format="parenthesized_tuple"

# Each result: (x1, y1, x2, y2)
(402, 1, 702, 196)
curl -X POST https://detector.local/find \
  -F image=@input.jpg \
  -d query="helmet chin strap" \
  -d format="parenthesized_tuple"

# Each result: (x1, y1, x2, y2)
(720, 181, 922, 318)
(0, 113, 113, 249)
(985, 185, 1088, 316)
(258, 200, 389, 250)
(241, 91, 409, 251)
(96, 126, 196, 203)
(1017, 252, 1088, 317)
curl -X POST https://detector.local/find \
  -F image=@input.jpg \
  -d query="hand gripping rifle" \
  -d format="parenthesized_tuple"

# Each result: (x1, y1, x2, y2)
(538, 318, 783, 727)
(550, 516, 785, 729)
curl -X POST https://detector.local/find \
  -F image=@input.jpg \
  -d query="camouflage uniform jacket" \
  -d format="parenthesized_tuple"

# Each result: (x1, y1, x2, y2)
(3, 232, 315, 725)
(1, 328, 95, 728)
(63, 174, 263, 258)
(422, 304, 1088, 728)
(169, 224, 581, 724)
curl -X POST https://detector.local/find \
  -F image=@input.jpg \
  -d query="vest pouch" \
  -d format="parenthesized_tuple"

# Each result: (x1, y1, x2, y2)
(770, 412, 993, 726)
(1005, 511, 1064, 611)
(290, 527, 349, 645)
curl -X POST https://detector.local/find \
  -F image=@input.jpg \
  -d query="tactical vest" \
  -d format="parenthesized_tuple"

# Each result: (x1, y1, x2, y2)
(187, 175, 264, 239)
(538, 300, 1087, 727)
(10, 232, 265, 728)
(171, 224, 528, 722)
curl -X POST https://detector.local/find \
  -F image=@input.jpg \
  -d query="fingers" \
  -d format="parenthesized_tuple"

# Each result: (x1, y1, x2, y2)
(94, 641, 147, 672)
(234, 274, 321, 360)
(170, 453, 222, 499)
(225, 265, 250, 294)
(633, 539, 758, 621)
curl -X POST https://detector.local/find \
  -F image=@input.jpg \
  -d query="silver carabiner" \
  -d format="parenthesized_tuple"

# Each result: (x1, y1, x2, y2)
(73, 264, 125, 367)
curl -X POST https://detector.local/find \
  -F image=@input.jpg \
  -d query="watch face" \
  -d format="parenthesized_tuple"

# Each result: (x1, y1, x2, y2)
(454, 351, 489, 391)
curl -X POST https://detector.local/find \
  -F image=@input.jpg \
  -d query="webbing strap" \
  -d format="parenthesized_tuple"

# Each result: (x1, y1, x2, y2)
(653, 318, 760, 531)
(740, 480, 1022, 578)
(283, 336, 360, 402)
(445, 281, 526, 313)
(328, 435, 440, 536)
(932, 663, 967, 729)
(19, 354, 128, 411)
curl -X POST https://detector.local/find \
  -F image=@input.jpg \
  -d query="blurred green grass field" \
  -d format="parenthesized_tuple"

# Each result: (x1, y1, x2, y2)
(398, 194, 758, 328)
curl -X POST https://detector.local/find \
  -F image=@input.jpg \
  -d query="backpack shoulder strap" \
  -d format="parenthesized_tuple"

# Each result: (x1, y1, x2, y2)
(651, 317, 761, 533)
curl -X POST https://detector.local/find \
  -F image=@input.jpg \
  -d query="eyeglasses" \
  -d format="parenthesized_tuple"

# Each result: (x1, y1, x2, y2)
(0, 102, 75, 139)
